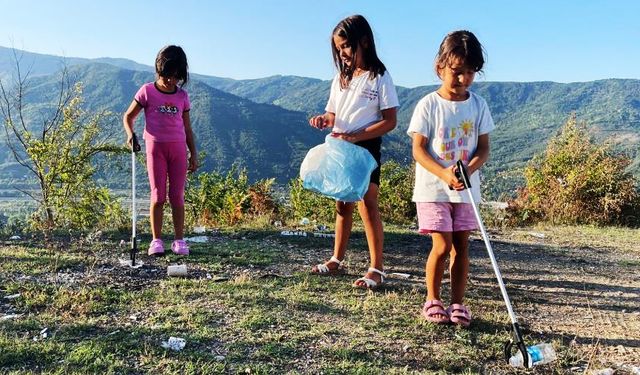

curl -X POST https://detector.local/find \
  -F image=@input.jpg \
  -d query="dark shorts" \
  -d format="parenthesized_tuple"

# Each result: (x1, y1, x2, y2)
(355, 137, 382, 186)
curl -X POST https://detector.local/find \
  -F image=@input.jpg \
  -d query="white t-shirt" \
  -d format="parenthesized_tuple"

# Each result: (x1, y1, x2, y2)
(325, 71, 399, 134)
(407, 91, 495, 203)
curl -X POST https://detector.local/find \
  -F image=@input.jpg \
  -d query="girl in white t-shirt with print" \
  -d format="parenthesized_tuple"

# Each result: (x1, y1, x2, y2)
(408, 30, 494, 326)
(309, 14, 399, 289)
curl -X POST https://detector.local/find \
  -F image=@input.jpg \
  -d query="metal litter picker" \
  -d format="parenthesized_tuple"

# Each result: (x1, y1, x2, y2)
(129, 134, 142, 267)
(454, 160, 534, 368)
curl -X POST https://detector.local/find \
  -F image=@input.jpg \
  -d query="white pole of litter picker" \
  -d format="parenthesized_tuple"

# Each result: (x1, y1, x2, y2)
(132, 147, 136, 240)
(454, 160, 530, 368)
(130, 134, 141, 266)
(455, 160, 517, 324)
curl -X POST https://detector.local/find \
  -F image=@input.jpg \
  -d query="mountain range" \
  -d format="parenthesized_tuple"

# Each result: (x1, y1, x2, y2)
(1, 46, 639, 198)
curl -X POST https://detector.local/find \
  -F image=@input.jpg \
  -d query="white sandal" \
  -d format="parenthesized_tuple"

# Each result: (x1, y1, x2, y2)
(353, 267, 387, 289)
(311, 256, 345, 275)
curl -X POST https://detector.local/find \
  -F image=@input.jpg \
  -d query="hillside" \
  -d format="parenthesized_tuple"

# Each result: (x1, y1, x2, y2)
(1, 47, 639, 198)
(203, 76, 640, 197)
(0, 62, 324, 187)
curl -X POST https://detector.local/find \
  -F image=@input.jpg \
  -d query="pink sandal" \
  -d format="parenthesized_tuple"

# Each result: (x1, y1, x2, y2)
(148, 239, 165, 256)
(171, 239, 190, 255)
(447, 304, 472, 327)
(421, 300, 450, 324)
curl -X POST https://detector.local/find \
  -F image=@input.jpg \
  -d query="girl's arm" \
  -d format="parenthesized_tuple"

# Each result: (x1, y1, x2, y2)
(412, 133, 464, 190)
(309, 112, 335, 129)
(123, 100, 142, 147)
(466, 134, 490, 175)
(183, 111, 198, 172)
(332, 107, 397, 143)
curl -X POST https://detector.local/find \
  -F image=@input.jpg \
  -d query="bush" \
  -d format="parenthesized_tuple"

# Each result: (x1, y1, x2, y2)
(288, 178, 335, 224)
(51, 186, 129, 231)
(185, 166, 279, 228)
(378, 160, 415, 224)
(507, 114, 640, 226)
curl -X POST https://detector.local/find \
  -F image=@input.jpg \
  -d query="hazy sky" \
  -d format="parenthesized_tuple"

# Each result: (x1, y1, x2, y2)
(2, 0, 638, 87)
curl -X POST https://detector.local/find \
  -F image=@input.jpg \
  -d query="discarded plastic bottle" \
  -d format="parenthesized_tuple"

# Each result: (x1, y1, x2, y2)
(509, 343, 557, 368)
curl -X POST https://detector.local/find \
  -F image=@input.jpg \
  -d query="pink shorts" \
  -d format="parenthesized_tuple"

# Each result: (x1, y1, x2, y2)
(416, 202, 478, 233)
(146, 140, 188, 207)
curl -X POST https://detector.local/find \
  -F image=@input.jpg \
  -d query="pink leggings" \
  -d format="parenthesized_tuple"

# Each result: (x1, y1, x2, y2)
(146, 140, 187, 207)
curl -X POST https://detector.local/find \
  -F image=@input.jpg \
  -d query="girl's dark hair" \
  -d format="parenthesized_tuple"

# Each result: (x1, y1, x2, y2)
(435, 30, 485, 78)
(155, 45, 189, 87)
(331, 15, 386, 89)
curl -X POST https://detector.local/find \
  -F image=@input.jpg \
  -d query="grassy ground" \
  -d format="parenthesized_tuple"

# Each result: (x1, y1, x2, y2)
(0, 224, 638, 374)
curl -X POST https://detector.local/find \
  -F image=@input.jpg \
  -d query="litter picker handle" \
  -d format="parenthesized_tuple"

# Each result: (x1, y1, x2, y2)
(130, 133, 141, 153)
(455, 160, 472, 189)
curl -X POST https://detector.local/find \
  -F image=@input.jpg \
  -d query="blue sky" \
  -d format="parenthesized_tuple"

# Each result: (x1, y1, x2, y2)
(2, 0, 639, 88)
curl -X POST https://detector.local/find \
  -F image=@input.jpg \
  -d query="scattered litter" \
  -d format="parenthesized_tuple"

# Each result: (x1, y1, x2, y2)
(313, 232, 335, 238)
(185, 236, 208, 243)
(119, 259, 145, 269)
(167, 264, 188, 277)
(4, 293, 21, 300)
(0, 314, 22, 321)
(206, 273, 212, 279)
(9, 235, 20, 240)
(388, 272, 411, 279)
(108, 330, 121, 336)
(214, 355, 225, 361)
(129, 315, 138, 321)
(33, 327, 48, 341)
(403, 344, 411, 352)
(528, 231, 546, 239)
(273, 221, 282, 227)
(161, 336, 186, 351)
(210, 276, 229, 283)
(299, 217, 310, 225)
(281, 230, 307, 237)
(119, 239, 126, 247)
(193, 226, 206, 234)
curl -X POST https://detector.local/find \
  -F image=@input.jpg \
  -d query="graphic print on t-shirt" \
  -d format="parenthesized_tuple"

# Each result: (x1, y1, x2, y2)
(360, 88, 379, 101)
(157, 102, 179, 115)
(437, 119, 474, 161)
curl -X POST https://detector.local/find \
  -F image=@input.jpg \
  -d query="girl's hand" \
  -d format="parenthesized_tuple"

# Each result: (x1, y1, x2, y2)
(188, 156, 199, 173)
(330, 132, 358, 143)
(442, 165, 464, 190)
(309, 115, 328, 129)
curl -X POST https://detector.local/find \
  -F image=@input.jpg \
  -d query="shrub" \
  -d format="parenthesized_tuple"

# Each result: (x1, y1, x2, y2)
(287, 178, 335, 224)
(185, 166, 279, 228)
(378, 160, 415, 224)
(507, 114, 640, 226)
(51, 186, 129, 231)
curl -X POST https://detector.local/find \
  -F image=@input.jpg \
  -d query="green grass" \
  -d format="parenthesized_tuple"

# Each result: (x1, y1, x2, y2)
(0, 225, 635, 373)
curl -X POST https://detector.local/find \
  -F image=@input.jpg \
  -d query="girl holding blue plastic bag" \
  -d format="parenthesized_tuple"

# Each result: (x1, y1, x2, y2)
(309, 15, 399, 289)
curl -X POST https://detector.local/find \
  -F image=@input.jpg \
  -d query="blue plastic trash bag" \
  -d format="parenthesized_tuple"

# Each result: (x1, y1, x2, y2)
(300, 134, 377, 202)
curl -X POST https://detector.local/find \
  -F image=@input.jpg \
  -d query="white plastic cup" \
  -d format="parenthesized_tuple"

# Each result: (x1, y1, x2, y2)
(167, 264, 187, 277)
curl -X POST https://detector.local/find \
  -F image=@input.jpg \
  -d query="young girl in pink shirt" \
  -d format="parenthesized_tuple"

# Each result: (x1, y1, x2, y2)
(123, 45, 198, 256)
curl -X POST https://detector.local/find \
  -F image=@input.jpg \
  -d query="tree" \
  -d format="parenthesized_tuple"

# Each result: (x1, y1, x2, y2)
(507, 114, 640, 226)
(0, 49, 124, 232)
